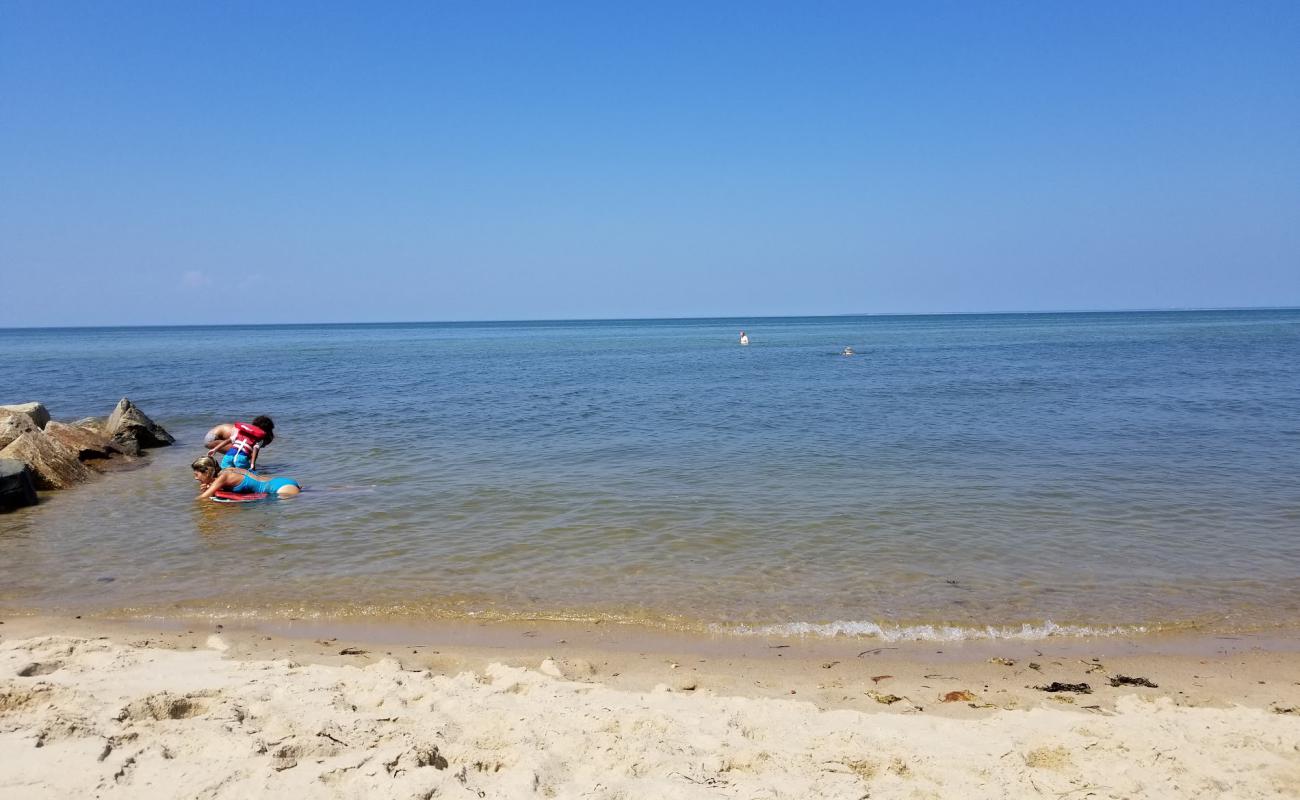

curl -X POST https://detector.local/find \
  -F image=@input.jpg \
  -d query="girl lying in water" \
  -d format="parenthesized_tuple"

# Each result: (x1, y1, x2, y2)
(191, 455, 301, 499)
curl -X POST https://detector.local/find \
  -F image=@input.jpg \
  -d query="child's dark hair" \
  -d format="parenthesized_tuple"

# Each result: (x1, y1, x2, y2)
(252, 415, 275, 446)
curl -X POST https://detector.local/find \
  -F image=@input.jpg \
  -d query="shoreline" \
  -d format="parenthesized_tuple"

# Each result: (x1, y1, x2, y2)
(4, 613, 1299, 715)
(2, 616, 1298, 798)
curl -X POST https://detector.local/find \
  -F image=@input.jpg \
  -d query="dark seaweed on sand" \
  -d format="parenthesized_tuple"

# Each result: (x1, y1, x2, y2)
(1035, 682, 1092, 694)
(1109, 675, 1158, 688)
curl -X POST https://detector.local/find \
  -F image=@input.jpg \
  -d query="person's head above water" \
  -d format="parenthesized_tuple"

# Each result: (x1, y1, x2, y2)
(191, 455, 220, 485)
(251, 415, 275, 446)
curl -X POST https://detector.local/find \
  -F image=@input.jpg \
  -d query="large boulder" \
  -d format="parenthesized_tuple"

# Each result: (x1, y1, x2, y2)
(0, 412, 39, 450)
(0, 402, 50, 430)
(104, 398, 174, 451)
(0, 458, 38, 511)
(0, 430, 91, 490)
(44, 421, 121, 461)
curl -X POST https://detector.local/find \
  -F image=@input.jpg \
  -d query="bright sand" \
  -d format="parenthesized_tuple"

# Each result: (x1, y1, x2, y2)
(2, 617, 1298, 798)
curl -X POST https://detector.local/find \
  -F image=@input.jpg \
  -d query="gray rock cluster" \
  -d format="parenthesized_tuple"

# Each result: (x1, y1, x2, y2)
(0, 398, 174, 511)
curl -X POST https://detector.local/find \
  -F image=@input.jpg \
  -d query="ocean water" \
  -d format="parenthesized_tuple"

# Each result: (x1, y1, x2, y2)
(2, 311, 1299, 641)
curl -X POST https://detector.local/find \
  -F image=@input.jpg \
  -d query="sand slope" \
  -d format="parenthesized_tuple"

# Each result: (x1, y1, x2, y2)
(1, 635, 1298, 799)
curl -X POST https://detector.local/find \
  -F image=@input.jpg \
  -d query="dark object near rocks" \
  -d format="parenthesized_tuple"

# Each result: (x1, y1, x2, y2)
(0, 458, 39, 511)
(0, 431, 90, 489)
(0, 413, 39, 450)
(1109, 675, 1158, 688)
(44, 421, 121, 462)
(105, 398, 174, 451)
(338, 647, 368, 656)
(0, 403, 50, 429)
(1035, 682, 1092, 694)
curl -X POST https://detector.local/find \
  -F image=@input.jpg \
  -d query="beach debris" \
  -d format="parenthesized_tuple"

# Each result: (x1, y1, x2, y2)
(1028, 662, 1042, 672)
(858, 647, 897, 657)
(942, 690, 975, 703)
(989, 657, 1016, 667)
(923, 673, 958, 681)
(870, 675, 893, 684)
(1109, 675, 1158, 688)
(821, 661, 839, 669)
(1271, 706, 1297, 715)
(1079, 659, 1106, 674)
(866, 690, 905, 705)
(337, 647, 367, 656)
(1035, 682, 1092, 694)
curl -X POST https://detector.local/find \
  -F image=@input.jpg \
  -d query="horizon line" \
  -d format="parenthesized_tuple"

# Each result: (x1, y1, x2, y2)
(3, 304, 1298, 331)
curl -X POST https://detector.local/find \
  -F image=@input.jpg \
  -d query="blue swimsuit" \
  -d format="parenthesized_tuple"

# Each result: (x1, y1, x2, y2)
(220, 450, 252, 470)
(231, 472, 300, 495)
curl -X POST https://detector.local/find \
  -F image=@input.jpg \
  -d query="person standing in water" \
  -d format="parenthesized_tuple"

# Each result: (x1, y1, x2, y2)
(191, 455, 301, 499)
(204, 416, 275, 470)
(739, 331, 750, 345)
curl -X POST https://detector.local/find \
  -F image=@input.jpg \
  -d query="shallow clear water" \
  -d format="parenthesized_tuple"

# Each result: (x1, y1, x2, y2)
(3, 311, 1299, 640)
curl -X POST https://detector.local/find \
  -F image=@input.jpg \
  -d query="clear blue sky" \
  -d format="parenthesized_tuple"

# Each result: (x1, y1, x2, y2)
(2, 1, 1298, 326)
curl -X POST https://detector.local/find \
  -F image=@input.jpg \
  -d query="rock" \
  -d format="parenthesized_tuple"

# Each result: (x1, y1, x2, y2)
(104, 398, 174, 450)
(0, 403, 50, 429)
(44, 421, 120, 461)
(0, 459, 39, 511)
(73, 417, 106, 434)
(0, 431, 91, 490)
(0, 413, 39, 450)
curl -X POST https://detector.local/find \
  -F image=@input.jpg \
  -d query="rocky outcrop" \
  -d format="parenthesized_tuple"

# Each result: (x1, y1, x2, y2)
(0, 458, 38, 511)
(44, 421, 121, 462)
(0, 412, 39, 450)
(0, 402, 50, 430)
(105, 398, 175, 451)
(0, 430, 91, 490)
(0, 399, 172, 498)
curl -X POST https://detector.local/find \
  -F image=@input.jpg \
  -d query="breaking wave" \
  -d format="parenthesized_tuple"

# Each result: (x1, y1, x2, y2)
(717, 619, 1148, 641)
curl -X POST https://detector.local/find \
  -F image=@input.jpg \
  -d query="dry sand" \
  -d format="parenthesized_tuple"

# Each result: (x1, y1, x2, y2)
(1, 618, 1298, 798)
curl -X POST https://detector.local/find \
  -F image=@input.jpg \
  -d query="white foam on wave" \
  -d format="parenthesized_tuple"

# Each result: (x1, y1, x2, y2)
(718, 619, 1147, 642)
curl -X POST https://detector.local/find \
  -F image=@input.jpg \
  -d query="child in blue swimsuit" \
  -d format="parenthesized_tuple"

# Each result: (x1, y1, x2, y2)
(191, 456, 301, 499)
(204, 416, 275, 470)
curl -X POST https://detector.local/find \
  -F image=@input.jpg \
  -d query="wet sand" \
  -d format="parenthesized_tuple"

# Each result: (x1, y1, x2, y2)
(2, 615, 1298, 797)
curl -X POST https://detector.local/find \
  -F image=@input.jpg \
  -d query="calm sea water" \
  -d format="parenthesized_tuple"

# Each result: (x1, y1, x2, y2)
(2, 311, 1299, 640)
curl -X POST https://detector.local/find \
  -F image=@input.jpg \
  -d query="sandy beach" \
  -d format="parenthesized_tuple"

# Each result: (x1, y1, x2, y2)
(1, 617, 1297, 798)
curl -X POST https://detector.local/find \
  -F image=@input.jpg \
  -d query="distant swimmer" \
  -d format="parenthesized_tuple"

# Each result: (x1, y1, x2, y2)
(739, 331, 750, 345)
(841, 346, 855, 356)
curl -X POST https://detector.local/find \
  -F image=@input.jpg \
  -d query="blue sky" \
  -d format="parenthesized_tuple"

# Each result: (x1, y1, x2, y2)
(2, 1, 1298, 326)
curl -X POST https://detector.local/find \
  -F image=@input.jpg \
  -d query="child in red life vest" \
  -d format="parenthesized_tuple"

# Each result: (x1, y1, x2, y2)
(204, 416, 275, 470)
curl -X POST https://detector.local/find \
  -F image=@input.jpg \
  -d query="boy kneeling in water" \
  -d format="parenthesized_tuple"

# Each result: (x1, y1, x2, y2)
(191, 455, 301, 499)
(204, 416, 275, 470)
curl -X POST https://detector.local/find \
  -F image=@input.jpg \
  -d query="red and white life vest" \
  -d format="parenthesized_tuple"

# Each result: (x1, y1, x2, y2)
(229, 422, 266, 457)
